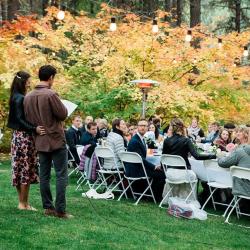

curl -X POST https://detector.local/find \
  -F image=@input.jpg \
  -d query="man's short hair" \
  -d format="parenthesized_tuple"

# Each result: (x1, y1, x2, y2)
(212, 122, 220, 126)
(224, 122, 236, 129)
(39, 65, 57, 81)
(87, 122, 97, 130)
(72, 115, 81, 121)
(137, 119, 148, 125)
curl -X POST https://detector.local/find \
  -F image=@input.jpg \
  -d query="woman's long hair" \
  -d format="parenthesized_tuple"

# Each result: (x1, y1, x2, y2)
(149, 123, 160, 140)
(9, 71, 30, 106)
(170, 118, 186, 136)
(112, 118, 124, 137)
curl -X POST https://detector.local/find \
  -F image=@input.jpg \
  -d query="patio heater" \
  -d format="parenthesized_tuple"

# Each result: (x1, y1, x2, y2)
(130, 79, 159, 119)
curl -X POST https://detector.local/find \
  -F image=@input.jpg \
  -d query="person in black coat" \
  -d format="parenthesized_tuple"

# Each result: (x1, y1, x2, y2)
(127, 119, 165, 201)
(80, 122, 98, 157)
(162, 118, 216, 168)
(65, 116, 82, 164)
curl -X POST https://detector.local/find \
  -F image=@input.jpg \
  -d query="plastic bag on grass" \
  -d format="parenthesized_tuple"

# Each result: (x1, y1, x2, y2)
(168, 197, 207, 220)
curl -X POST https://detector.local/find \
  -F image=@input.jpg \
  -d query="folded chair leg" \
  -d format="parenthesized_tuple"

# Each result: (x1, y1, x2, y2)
(134, 184, 151, 205)
(118, 180, 135, 201)
(222, 197, 235, 218)
(225, 197, 240, 224)
(159, 186, 173, 208)
(201, 188, 217, 210)
(148, 180, 156, 204)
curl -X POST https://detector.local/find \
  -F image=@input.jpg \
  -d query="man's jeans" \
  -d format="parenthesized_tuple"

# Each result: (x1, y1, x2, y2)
(38, 147, 68, 213)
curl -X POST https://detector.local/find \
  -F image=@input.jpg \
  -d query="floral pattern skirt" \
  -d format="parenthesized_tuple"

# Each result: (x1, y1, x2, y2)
(11, 130, 39, 186)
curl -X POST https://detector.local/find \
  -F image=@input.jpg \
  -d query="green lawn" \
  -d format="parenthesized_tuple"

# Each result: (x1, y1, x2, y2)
(0, 158, 250, 250)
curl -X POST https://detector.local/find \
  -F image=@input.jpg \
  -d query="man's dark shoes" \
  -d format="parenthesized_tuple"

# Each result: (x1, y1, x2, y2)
(56, 212, 74, 219)
(44, 208, 57, 217)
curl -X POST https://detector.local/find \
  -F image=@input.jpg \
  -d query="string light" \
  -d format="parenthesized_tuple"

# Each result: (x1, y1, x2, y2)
(218, 38, 223, 48)
(152, 19, 158, 33)
(57, 10, 65, 20)
(243, 46, 249, 57)
(185, 30, 192, 42)
(110, 17, 117, 32)
(25, 48, 30, 54)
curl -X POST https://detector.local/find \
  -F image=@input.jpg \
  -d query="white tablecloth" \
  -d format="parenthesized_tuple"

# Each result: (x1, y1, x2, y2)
(147, 155, 232, 186)
(189, 158, 232, 186)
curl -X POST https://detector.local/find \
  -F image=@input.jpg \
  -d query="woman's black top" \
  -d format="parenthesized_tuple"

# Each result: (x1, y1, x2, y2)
(7, 92, 36, 133)
(162, 133, 216, 168)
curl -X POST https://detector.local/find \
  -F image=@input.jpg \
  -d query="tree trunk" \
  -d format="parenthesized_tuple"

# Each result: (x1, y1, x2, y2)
(235, 0, 241, 33)
(42, 0, 49, 15)
(190, 0, 201, 28)
(8, 0, 21, 20)
(0, 3, 2, 25)
(176, 0, 182, 26)
(143, 0, 157, 16)
(30, 0, 43, 14)
(164, 0, 172, 11)
(1, 0, 8, 21)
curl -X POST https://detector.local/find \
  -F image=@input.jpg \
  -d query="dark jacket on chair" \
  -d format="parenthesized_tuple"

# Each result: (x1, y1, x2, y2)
(65, 126, 81, 164)
(126, 134, 155, 178)
(162, 133, 216, 168)
(80, 131, 97, 158)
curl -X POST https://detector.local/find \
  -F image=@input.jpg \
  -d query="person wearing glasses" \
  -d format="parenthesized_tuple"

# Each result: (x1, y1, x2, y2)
(126, 119, 165, 201)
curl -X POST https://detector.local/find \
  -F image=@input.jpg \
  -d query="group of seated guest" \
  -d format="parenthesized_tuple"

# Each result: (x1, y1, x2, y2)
(218, 127, 250, 197)
(65, 113, 250, 207)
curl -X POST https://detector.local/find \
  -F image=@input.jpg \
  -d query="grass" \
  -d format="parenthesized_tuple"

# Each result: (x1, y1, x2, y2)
(0, 158, 250, 250)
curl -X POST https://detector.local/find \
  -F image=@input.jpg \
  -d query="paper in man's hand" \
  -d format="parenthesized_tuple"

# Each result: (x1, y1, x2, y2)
(61, 99, 78, 117)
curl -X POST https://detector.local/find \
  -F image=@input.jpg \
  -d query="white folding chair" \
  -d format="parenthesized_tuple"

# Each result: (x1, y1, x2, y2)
(118, 151, 156, 205)
(159, 154, 198, 208)
(201, 160, 233, 217)
(225, 166, 250, 228)
(92, 146, 127, 198)
(66, 145, 80, 177)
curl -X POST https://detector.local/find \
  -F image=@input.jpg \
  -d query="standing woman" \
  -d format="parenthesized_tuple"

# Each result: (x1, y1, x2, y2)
(7, 71, 45, 210)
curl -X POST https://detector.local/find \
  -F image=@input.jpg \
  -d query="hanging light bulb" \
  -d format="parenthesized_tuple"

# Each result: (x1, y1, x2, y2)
(110, 17, 117, 32)
(243, 46, 249, 57)
(185, 30, 192, 42)
(218, 38, 223, 48)
(152, 19, 158, 33)
(173, 58, 177, 64)
(193, 58, 197, 64)
(25, 48, 30, 55)
(57, 10, 65, 20)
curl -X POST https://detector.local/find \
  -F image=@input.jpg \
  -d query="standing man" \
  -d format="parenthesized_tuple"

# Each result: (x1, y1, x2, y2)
(24, 65, 72, 219)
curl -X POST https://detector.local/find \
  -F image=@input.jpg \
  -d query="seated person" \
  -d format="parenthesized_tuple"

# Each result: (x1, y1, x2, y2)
(126, 119, 165, 201)
(65, 115, 82, 164)
(104, 118, 127, 169)
(201, 122, 220, 144)
(98, 118, 109, 138)
(213, 129, 232, 151)
(187, 117, 205, 141)
(145, 123, 164, 148)
(218, 127, 250, 199)
(79, 115, 93, 134)
(162, 118, 216, 202)
(80, 122, 98, 157)
(162, 118, 216, 168)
